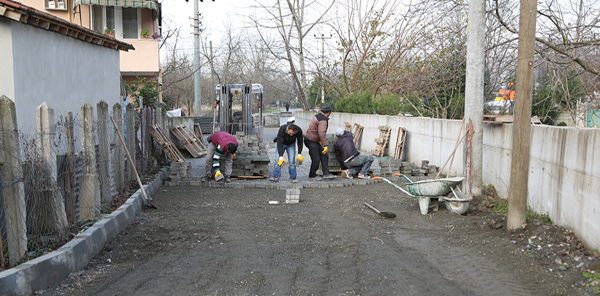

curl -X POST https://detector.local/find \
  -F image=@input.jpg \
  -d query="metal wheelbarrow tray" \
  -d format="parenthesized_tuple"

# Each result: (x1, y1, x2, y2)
(382, 174, 472, 215)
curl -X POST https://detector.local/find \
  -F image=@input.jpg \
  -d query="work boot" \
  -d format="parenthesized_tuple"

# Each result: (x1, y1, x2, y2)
(357, 173, 370, 179)
(309, 176, 322, 181)
(201, 176, 210, 183)
(224, 176, 231, 183)
(323, 174, 336, 179)
(291, 178, 298, 183)
(269, 177, 279, 182)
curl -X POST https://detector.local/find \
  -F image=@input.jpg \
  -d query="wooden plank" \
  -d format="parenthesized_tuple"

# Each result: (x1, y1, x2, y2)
(193, 123, 208, 147)
(344, 122, 352, 131)
(371, 125, 391, 157)
(170, 125, 204, 158)
(352, 123, 363, 146)
(393, 127, 407, 160)
(180, 124, 207, 154)
(150, 125, 185, 163)
(231, 174, 268, 180)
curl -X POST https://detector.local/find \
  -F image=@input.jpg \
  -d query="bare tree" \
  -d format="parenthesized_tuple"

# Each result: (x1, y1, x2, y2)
(250, 0, 335, 110)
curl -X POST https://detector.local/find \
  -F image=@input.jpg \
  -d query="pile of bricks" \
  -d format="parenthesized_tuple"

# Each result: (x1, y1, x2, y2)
(326, 134, 343, 170)
(376, 158, 439, 177)
(377, 157, 403, 177)
(222, 132, 270, 176)
(286, 188, 300, 204)
(167, 161, 192, 185)
(400, 160, 438, 177)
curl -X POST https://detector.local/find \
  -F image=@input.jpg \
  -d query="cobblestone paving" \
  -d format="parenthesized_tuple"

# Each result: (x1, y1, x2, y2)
(184, 127, 383, 189)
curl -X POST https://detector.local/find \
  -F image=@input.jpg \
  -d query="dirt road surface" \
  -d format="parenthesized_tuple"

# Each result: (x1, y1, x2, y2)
(35, 182, 585, 296)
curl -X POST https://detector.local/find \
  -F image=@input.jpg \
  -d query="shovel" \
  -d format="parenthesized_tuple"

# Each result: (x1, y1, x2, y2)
(364, 202, 397, 219)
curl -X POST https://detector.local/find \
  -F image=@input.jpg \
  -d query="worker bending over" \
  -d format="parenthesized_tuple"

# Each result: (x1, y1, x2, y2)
(203, 131, 238, 183)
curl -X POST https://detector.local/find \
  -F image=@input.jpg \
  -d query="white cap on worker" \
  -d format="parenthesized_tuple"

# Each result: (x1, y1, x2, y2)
(287, 117, 295, 123)
(335, 128, 344, 136)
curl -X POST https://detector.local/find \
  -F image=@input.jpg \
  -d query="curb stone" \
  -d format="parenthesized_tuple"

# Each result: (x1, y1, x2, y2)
(0, 171, 168, 296)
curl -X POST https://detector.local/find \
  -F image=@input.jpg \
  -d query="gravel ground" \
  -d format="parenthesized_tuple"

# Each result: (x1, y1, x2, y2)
(33, 127, 600, 296)
(34, 181, 599, 295)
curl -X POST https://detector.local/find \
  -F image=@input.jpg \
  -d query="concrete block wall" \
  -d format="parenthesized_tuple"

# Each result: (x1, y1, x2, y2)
(296, 111, 600, 250)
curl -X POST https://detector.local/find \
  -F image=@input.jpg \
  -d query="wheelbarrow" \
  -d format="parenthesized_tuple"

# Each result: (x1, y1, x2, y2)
(381, 174, 472, 215)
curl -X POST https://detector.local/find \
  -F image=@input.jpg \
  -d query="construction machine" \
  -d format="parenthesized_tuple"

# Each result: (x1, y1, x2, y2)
(213, 84, 264, 139)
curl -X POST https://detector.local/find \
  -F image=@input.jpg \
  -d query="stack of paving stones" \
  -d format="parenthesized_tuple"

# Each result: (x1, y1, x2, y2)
(221, 131, 270, 176)
(326, 134, 343, 171)
(376, 157, 403, 177)
(167, 161, 196, 186)
(285, 188, 300, 204)
(398, 160, 439, 178)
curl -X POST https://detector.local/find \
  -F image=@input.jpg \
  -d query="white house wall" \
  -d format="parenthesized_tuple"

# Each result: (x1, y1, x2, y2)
(296, 111, 600, 250)
(0, 19, 16, 102)
(9, 21, 121, 133)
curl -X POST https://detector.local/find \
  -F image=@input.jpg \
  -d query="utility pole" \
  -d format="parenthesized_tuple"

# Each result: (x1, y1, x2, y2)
(192, 1, 201, 116)
(508, 0, 537, 230)
(463, 0, 485, 196)
(210, 40, 215, 114)
(314, 33, 331, 104)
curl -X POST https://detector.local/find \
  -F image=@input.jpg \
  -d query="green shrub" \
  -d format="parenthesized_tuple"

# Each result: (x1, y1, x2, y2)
(334, 92, 375, 114)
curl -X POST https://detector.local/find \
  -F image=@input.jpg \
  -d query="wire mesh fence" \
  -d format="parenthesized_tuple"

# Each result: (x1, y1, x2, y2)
(0, 100, 145, 269)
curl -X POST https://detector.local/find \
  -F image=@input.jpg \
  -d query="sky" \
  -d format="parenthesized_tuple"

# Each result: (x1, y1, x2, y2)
(160, 0, 251, 54)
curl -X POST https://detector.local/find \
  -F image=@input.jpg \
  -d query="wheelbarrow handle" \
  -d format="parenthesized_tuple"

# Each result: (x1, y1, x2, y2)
(381, 177, 415, 197)
(400, 174, 413, 183)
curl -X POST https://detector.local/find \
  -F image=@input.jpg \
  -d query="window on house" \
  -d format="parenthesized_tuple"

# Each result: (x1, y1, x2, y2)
(122, 8, 138, 39)
(91, 5, 139, 39)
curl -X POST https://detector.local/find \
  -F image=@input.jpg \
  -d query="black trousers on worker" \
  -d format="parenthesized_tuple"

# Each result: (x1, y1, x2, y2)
(304, 138, 329, 178)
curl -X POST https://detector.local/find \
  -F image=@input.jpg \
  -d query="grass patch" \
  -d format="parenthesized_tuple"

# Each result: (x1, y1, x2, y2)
(481, 184, 552, 224)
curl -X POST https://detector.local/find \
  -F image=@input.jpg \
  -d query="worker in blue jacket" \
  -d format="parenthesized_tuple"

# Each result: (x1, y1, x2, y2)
(334, 128, 373, 179)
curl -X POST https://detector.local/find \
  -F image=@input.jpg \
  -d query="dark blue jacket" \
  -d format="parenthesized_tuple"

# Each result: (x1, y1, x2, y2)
(334, 131, 359, 164)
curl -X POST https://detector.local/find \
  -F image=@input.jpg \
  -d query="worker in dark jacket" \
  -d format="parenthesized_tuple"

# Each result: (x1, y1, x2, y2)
(269, 123, 303, 183)
(304, 103, 335, 180)
(334, 128, 373, 179)
(202, 131, 238, 183)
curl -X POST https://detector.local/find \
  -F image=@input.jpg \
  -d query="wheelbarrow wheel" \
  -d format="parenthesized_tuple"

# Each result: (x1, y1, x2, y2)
(445, 187, 470, 215)
(445, 200, 469, 215)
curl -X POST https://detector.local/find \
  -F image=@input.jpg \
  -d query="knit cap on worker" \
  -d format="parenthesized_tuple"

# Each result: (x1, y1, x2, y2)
(227, 143, 238, 154)
(335, 128, 344, 137)
(321, 103, 332, 113)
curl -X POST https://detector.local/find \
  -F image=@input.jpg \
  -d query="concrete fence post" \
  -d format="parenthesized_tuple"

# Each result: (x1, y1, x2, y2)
(80, 103, 100, 220)
(125, 104, 136, 182)
(36, 102, 68, 234)
(0, 95, 27, 265)
(141, 107, 152, 175)
(64, 111, 77, 223)
(97, 101, 112, 203)
(112, 103, 124, 192)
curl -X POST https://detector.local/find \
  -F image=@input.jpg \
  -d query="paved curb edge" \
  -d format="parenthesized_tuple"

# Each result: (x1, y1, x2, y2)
(0, 171, 168, 296)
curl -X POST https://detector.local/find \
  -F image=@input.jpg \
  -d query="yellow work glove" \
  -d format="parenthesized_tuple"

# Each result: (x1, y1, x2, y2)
(296, 154, 303, 165)
(214, 171, 223, 181)
(322, 146, 328, 154)
(232, 153, 236, 159)
(277, 157, 286, 166)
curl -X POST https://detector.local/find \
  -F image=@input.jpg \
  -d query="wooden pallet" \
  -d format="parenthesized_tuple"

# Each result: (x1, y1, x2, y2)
(371, 125, 391, 157)
(344, 122, 352, 131)
(170, 124, 207, 158)
(193, 123, 208, 149)
(393, 127, 407, 160)
(351, 123, 364, 146)
(149, 125, 185, 163)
